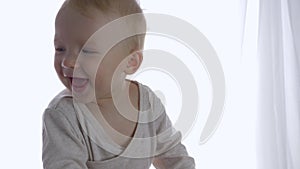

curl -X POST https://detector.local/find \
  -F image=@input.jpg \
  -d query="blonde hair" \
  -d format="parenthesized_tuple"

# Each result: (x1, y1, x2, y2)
(62, 0, 146, 52)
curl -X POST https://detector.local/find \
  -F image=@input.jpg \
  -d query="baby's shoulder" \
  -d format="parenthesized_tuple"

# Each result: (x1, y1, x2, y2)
(42, 90, 85, 142)
(136, 82, 166, 125)
(138, 82, 164, 112)
(44, 89, 77, 122)
(47, 89, 73, 109)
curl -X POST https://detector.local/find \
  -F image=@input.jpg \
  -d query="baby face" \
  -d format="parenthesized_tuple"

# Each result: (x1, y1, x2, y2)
(54, 5, 130, 103)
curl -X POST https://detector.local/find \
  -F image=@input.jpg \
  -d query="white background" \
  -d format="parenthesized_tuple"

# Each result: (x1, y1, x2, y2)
(0, 0, 259, 168)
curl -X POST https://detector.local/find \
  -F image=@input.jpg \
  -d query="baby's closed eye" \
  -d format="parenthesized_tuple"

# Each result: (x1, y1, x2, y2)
(81, 48, 99, 54)
(55, 47, 66, 52)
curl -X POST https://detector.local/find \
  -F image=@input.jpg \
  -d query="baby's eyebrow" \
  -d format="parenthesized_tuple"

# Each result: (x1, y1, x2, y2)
(54, 34, 61, 41)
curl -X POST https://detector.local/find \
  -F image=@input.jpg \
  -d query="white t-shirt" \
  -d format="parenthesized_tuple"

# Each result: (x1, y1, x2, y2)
(42, 82, 195, 169)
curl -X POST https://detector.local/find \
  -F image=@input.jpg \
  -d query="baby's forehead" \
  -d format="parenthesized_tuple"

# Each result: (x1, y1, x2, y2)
(56, 5, 115, 26)
(57, 2, 120, 21)
(55, 6, 121, 42)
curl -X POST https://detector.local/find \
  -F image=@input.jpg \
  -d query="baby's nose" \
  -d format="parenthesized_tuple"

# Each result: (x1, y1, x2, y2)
(62, 54, 78, 69)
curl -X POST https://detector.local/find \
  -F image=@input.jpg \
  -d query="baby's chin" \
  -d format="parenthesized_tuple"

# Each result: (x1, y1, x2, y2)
(72, 94, 94, 104)
(71, 83, 97, 104)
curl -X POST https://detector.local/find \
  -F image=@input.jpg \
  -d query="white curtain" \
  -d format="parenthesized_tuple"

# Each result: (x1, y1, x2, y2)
(257, 0, 300, 169)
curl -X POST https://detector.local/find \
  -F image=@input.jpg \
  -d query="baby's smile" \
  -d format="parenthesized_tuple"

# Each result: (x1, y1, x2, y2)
(62, 67, 90, 93)
(71, 77, 89, 93)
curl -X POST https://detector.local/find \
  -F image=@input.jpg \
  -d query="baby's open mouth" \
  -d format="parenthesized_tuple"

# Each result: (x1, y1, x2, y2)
(70, 77, 89, 92)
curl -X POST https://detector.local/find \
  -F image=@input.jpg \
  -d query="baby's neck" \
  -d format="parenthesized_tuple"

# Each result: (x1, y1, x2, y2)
(97, 80, 139, 110)
(89, 80, 140, 123)
(96, 80, 131, 107)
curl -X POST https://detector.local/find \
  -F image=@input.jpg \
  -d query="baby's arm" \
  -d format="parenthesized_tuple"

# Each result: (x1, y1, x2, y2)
(42, 108, 89, 169)
(152, 108, 196, 169)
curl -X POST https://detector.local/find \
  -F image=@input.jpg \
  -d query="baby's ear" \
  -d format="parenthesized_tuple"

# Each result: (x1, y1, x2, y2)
(124, 51, 143, 75)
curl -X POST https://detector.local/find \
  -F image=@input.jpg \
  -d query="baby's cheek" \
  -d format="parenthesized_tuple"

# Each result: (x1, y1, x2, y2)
(95, 65, 107, 80)
(54, 60, 63, 78)
(54, 58, 69, 89)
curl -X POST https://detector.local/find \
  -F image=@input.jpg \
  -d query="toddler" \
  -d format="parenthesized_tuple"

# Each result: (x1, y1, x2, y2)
(42, 0, 195, 168)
